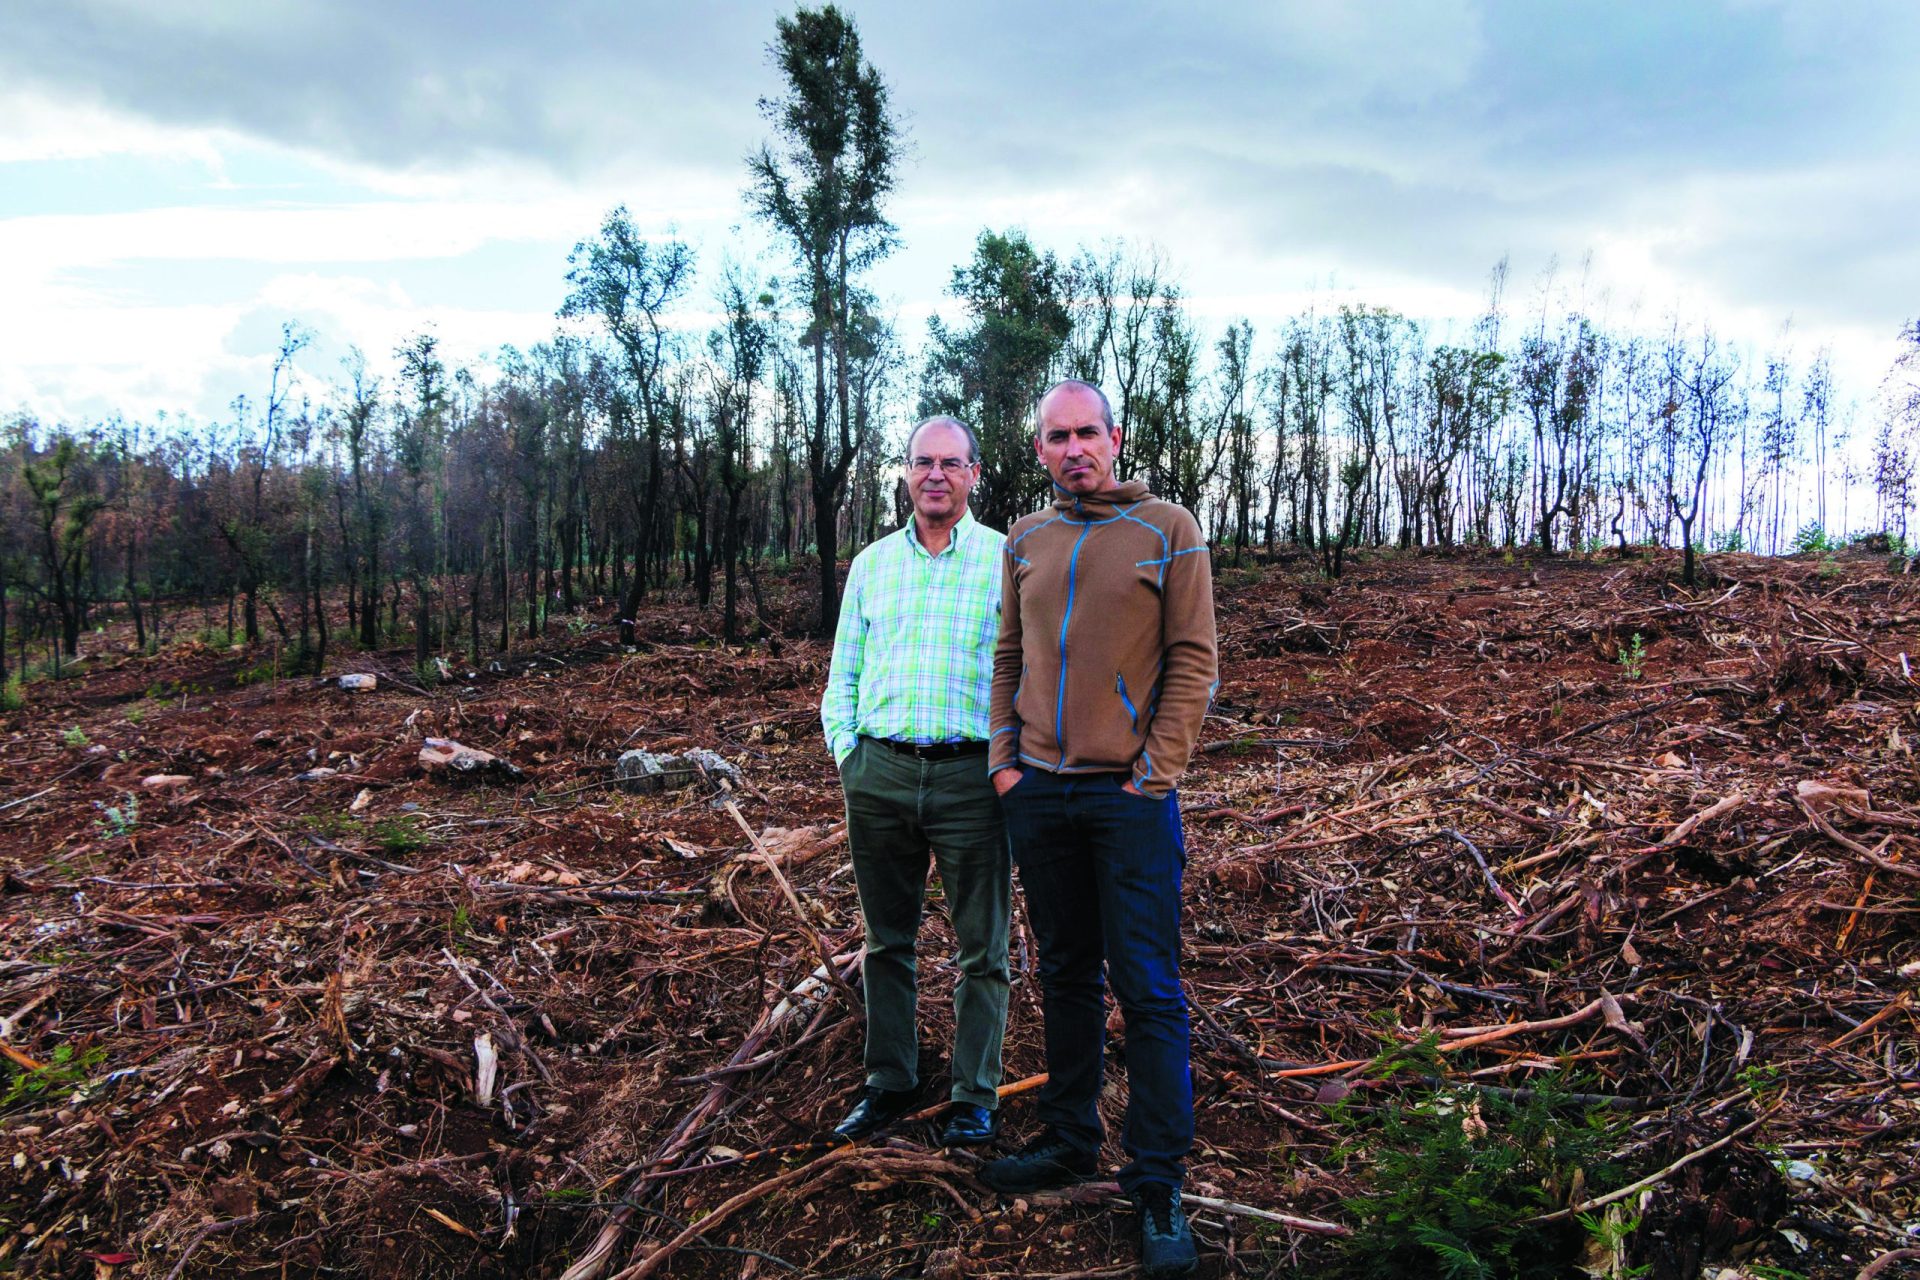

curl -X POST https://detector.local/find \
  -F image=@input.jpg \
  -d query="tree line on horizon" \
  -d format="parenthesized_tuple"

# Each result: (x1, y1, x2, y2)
(4, 4, 1919, 693)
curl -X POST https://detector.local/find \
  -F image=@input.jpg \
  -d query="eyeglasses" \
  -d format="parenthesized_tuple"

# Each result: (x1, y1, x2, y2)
(906, 456, 976, 476)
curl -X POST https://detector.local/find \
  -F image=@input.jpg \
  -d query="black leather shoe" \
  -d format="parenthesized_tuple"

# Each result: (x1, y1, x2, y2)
(1132, 1183, 1198, 1278)
(936, 1103, 999, 1146)
(831, 1086, 918, 1141)
(978, 1130, 1097, 1193)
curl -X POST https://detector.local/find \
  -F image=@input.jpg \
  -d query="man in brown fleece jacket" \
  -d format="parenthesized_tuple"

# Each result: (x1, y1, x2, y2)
(979, 379, 1216, 1279)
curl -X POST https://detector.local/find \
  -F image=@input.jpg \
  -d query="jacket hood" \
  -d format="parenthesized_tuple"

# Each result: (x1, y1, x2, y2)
(1051, 478, 1153, 520)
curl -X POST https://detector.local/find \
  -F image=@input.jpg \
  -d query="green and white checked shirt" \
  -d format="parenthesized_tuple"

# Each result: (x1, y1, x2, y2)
(822, 511, 1006, 765)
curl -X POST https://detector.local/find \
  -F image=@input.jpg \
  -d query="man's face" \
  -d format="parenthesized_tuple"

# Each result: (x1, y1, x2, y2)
(905, 422, 978, 525)
(1035, 385, 1121, 495)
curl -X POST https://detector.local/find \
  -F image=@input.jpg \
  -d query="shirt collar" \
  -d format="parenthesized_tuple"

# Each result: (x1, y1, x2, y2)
(906, 509, 974, 558)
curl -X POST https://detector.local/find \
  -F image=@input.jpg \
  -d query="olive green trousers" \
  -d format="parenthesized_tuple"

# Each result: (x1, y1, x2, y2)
(840, 738, 1011, 1108)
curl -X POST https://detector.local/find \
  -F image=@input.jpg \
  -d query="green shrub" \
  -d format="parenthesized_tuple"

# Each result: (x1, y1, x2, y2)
(1217, 563, 1269, 591)
(1737, 1063, 1783, 1103)
(373, 815, 428, 856)
(93, 795, 140, 840)
(62, 726, 90, 749)
(1846, 531, 1908, 556)
(3, 1043, 108, 1110)
(19, 657, 77, 683)
(1330, 1056, 1635, 1280)
(1791, 523, 1832, 554)
(1616, 633, 1646, 681)
(145, 679, 209, 705)
(296, 812, 357, 840)
(233, 658, 278, 686)
(0, 676, 22, 712)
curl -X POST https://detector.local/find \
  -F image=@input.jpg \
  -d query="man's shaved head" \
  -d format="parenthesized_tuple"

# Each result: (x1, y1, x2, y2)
(1035, 380, 1114, 433)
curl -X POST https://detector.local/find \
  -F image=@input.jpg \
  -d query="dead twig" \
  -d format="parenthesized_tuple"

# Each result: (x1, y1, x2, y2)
(1421, 827, 1524, 916)
(1659, 792, 1750, 847)
(1030, 1181, 1350, 1236)
(1530, 1112, 1770, 1223)
(164, 1213, 265, 1280)
(604, 1146, 861, 1280)
(1828, 993, 1913, 1050)
(716, 790, 857, 1010)
(1858, 1249, 1920, 1280)
(1442, 993, 1648, 1056)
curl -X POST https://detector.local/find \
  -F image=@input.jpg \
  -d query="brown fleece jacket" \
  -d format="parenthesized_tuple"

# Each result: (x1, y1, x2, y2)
(988, 479, 1218, 797)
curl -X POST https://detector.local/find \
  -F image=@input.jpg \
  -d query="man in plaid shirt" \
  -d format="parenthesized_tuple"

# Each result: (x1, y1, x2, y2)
(821, 415, 1010, 1148)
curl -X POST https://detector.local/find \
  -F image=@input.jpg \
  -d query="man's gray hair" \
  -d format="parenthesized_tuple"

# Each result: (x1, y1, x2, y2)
(906, 415, 981, 464)
(1035, 379, 1115, 432)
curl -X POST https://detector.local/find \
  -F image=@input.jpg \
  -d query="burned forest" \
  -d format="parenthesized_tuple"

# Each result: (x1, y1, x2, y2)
(7, 6, 1920, 1279)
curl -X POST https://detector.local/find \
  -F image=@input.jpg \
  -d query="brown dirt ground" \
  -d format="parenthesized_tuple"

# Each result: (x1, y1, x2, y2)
(2, 548, 1917, 1279)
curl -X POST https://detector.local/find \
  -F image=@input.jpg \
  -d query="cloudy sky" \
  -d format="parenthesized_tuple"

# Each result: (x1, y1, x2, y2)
(2, 0, 1915, 429)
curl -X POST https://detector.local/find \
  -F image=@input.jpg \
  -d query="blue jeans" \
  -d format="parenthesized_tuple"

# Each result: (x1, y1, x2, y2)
(999, 767, 1192, 1192)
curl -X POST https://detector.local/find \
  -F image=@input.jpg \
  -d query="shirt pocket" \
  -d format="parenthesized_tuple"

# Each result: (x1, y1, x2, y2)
(954, 581, 998, 650)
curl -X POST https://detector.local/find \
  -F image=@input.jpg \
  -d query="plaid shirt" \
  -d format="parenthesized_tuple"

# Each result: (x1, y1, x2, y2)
(822, 511, 1005, 765)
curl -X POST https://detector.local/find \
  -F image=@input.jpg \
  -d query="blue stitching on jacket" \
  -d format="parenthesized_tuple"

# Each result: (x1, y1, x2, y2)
(1116, 508, 1171, 586)
(1133, 545, 1208, 568)
(1021, 498, 1183, 775)
(1116, 672, 1139, 733)
(1007, 514, 1065, 554)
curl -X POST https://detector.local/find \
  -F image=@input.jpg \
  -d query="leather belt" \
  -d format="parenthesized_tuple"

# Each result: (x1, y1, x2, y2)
(866, 736, 988, 761)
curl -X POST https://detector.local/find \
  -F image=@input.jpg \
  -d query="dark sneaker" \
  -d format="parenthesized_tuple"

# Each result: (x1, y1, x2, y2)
(830, 1086, 918, 1141)
(1133, 1183, 1198, 1278)
(977, 1130, 1097, 1193)
(936, 1102, 1000, 1146)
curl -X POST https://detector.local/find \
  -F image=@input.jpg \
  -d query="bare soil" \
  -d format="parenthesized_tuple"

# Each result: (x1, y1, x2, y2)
(2, 548, 1917, 1279)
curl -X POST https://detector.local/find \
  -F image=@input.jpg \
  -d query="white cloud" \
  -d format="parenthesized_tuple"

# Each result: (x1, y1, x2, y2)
(249, 271, 559, 372)
(0, 86, 229, 167)
(0, 193, 716, 274)
(0, 300, 243, 425)
(0, 275, 566, 427)
(2, 0, 1914, 434)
